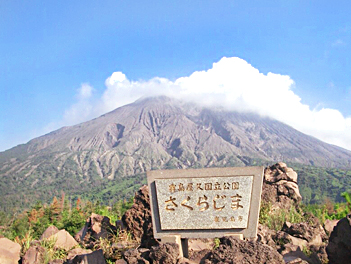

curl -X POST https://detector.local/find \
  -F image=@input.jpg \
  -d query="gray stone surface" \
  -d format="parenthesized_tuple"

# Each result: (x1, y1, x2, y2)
(156, 176, 253, 230)
(147, 166, 264, 239)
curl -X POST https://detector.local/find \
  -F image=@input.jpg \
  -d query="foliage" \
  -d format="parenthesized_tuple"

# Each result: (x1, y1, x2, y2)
(40, 237, 68, 264)
(341, 191, 351, 211)
(14, 230, 34, 257)
(93, 229, 135, 262)
(259, 203, 304, 231)
(0, 192, 135, 264)
(259, 191, 350, 231)
(213, 238, 220, 249)
(0, 195, 133, 241)
(291, 164, 351, 204)
(0, 170, 145, 216)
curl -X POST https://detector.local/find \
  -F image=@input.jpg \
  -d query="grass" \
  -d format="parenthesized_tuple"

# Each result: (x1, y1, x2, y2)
(93, 229, 136, 262)
(259, 202, 305, 231)
(40, 237, 69, 264)
(14, 230, 34, 257)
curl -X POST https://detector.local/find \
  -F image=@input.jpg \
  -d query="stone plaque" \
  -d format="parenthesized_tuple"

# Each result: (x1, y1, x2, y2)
(155, 176, 253, 230)
(147, 166, 264, 239)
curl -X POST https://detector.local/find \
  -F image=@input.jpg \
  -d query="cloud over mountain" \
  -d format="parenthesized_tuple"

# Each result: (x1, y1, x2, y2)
(55, 57, 351, 151)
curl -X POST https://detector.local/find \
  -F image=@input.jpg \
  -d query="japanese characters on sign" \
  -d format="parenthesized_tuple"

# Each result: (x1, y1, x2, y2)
(155, 176, 253, 230)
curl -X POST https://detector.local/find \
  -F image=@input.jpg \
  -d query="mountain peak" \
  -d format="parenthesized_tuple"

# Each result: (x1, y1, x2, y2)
(1, 96, 351, 211)
(1, 95, 351, 184)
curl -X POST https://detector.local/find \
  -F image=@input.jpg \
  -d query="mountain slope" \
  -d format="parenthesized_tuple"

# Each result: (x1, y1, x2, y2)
(2, 96, 351, 177)
(1, 96, 351, 210)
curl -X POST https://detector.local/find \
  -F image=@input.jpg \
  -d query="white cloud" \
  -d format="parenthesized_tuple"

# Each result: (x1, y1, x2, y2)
(57, 57, 351, 151)
(62, 83, 95, 126)
(41, 83, 96, 134)
(77, 83, 93, 100)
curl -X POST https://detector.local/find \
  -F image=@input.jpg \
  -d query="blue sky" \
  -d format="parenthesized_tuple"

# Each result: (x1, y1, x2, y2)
(1, 0, 351, 152)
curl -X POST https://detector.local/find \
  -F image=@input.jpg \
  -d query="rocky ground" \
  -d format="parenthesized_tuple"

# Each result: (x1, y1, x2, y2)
(0, 163, 350, 264)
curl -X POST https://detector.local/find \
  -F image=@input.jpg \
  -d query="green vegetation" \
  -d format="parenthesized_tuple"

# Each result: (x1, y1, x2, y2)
(0, 195, 134, 263)
(0, 195, 133, 241)
(40, 237, 68, 263)
(259, 191, 351, 231)
(0, 172, 145, 215)
(259, 202, 305, 231)
(291, 164, 351, 204)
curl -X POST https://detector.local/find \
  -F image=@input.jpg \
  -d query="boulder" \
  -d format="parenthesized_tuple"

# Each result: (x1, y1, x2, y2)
(187, 239, 214, 264)
(49, 260, 64, 264)
(285, 257, 309, 264)
(123, 243, 179, 264)
(188, 250, 211, 264)
(40, 225, 59, 240)
(22, 245, 45, 264)
(326, 214, 351, 264)
(323, 219, 339, 236)
(148, 243, 180, 264)
(115, 259, 128, 264)
(177, 257, 199, 264)
(283, 249, 311, 264)
(0, 237, 21, 264)
(201, 236, 284, 264)
(78, 213, 117, 247)
(74, 227, 85, 243)
(273, 231, 308, 251)
(258, 225, 308, 252)
(262, 163, 302, 210)
(66, 248, 93, 260)
(257, 224, 281, 249)
(264, 162, 298, 183)
(188, 239, 214, 252)
(48, 229, 79, 251)
(309, 244, 328, 264)
(259, 222, 328, 264)
(67, 249, 107, 264)
(123, 248, 150, 264)
(282, 221, 327, 245)
(122, 185, 158, 248)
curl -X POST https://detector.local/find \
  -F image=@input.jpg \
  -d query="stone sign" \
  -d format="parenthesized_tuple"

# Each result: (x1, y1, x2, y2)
(147, 166, 264, 239)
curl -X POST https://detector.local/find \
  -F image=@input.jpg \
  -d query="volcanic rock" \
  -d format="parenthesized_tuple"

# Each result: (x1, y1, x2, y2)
(309, 244, 328, 264)
(115, 259, 128, 264)
(282, 248, 311, 264)
(257, 224, 281, 249)
(66, 248, 93, 260)
(201, 236, 284, 264)
(323, 219, 339, 236)
(49, 260, 64, 264)
(282, 221, 327, 245)
(78, 213, 117, 248)
(149, 243, 180, 264)
(22, 245, 45, 264)
(326, 214, 351, 264)
(188, 238, 214, 262)
(123, 248, 150, 264)
(262, 162, 302, 210)
(259, 223, 328, 264)
(40, 225, 59, 240)
(123, 243, 179, 264)
(48, 230, 78, 251)
(66, 249, 107, 264)
(122, 185, 158, 248)
(0, 237, 21, 264)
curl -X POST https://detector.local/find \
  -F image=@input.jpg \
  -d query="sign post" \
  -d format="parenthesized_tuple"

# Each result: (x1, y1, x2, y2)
(147, 166, 264, 257)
